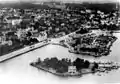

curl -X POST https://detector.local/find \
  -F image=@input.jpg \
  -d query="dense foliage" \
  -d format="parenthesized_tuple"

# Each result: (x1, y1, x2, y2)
(32, 57, 99, 73)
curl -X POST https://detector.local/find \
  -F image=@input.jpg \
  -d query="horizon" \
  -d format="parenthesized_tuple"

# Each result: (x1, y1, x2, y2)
(0, 0, 119, 4)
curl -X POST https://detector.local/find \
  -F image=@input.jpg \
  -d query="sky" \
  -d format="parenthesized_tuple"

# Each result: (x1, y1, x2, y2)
(0, 0, 119, 3)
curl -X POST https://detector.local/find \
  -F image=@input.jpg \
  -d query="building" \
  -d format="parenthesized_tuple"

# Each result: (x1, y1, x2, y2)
(65, 37, 73, 43)
(68, 66, 77, 75)
(6, 16, 22, 26)
(16, 29, 27, 40)
(0, 35, 6, 45)
(36, 31, 47, 42)
(7, 40, 13, 46)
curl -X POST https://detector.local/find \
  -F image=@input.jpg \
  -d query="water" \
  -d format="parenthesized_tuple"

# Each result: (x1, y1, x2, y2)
(0, 32, 120, 84)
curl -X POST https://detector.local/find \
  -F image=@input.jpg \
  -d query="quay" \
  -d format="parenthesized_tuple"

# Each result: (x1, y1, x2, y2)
(0, 30, 76, 63)
(0, 29, 118, 62)
(0, 41, 49, 62)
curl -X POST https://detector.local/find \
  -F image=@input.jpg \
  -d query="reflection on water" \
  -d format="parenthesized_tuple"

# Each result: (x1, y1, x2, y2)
(0, 32, 120, 84)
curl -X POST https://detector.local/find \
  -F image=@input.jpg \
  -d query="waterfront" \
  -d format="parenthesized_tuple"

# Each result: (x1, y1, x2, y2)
(0, 1, 119, 84)
(0, 31, 120, 84)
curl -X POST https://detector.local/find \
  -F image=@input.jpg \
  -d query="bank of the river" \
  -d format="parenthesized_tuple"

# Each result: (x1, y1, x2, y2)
(51, 30, 118, 57)
(30, 63, 94, 77)
(1, 30, 117, 62)
(0, 41, 49, 62)
(0, 29, 79, 62)
(68, 36, 117, 57)
(30, 60, 120, 77)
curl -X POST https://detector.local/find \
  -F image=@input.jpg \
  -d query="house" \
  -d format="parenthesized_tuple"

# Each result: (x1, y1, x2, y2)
(16, 29, 27, 39)
(68, 66, 77, 75)
(36, 31, 47, 42)
(0, 35, 6, 45)
(65, 37, 72, 43)
(6, 16, 22, 25)
(86, 9, 92, 13)
(7, 40, 13, 46)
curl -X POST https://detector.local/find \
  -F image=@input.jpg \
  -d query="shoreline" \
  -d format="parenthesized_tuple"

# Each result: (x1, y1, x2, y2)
(50, 35, 117, 57)
(30, 61, 120, 77)
(68, 35, 117, 57)
(30, 63, 95, 77)
(0, 41, 49, 62)
(0, 29, 79, 63)
(0, 31, 76, 63)
(0, 30, 119, 62)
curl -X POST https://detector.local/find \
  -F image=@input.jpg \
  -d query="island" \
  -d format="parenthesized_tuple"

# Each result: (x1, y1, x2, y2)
(30, 57, 120, 77)
(57, 29, 117, 57)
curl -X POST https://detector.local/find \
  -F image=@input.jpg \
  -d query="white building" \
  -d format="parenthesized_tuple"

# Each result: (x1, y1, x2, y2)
(36, 32, 47, 42)
(6, 16, 22, 25)
(16, 29, 27, 39)
(68, 66, 77, 75)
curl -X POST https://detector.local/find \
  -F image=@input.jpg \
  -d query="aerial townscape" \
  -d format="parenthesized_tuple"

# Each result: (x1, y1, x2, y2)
(0, 0, 120, 80)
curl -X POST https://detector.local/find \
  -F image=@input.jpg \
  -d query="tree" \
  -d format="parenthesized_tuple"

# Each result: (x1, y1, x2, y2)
(26, 32, 32, 37)
(73, 58, 84, 71)
(92, 62, 99, 71)
(83, 60, 90, 68)
(48, 57, 59, 69)
(29, 38, 39, 43)
(34, 21, 40, 29)
(76, 28, 88, 34)
(43, 58, 50, 67)
(37, 58, 41, 63)
(94, 62, 98, 69)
